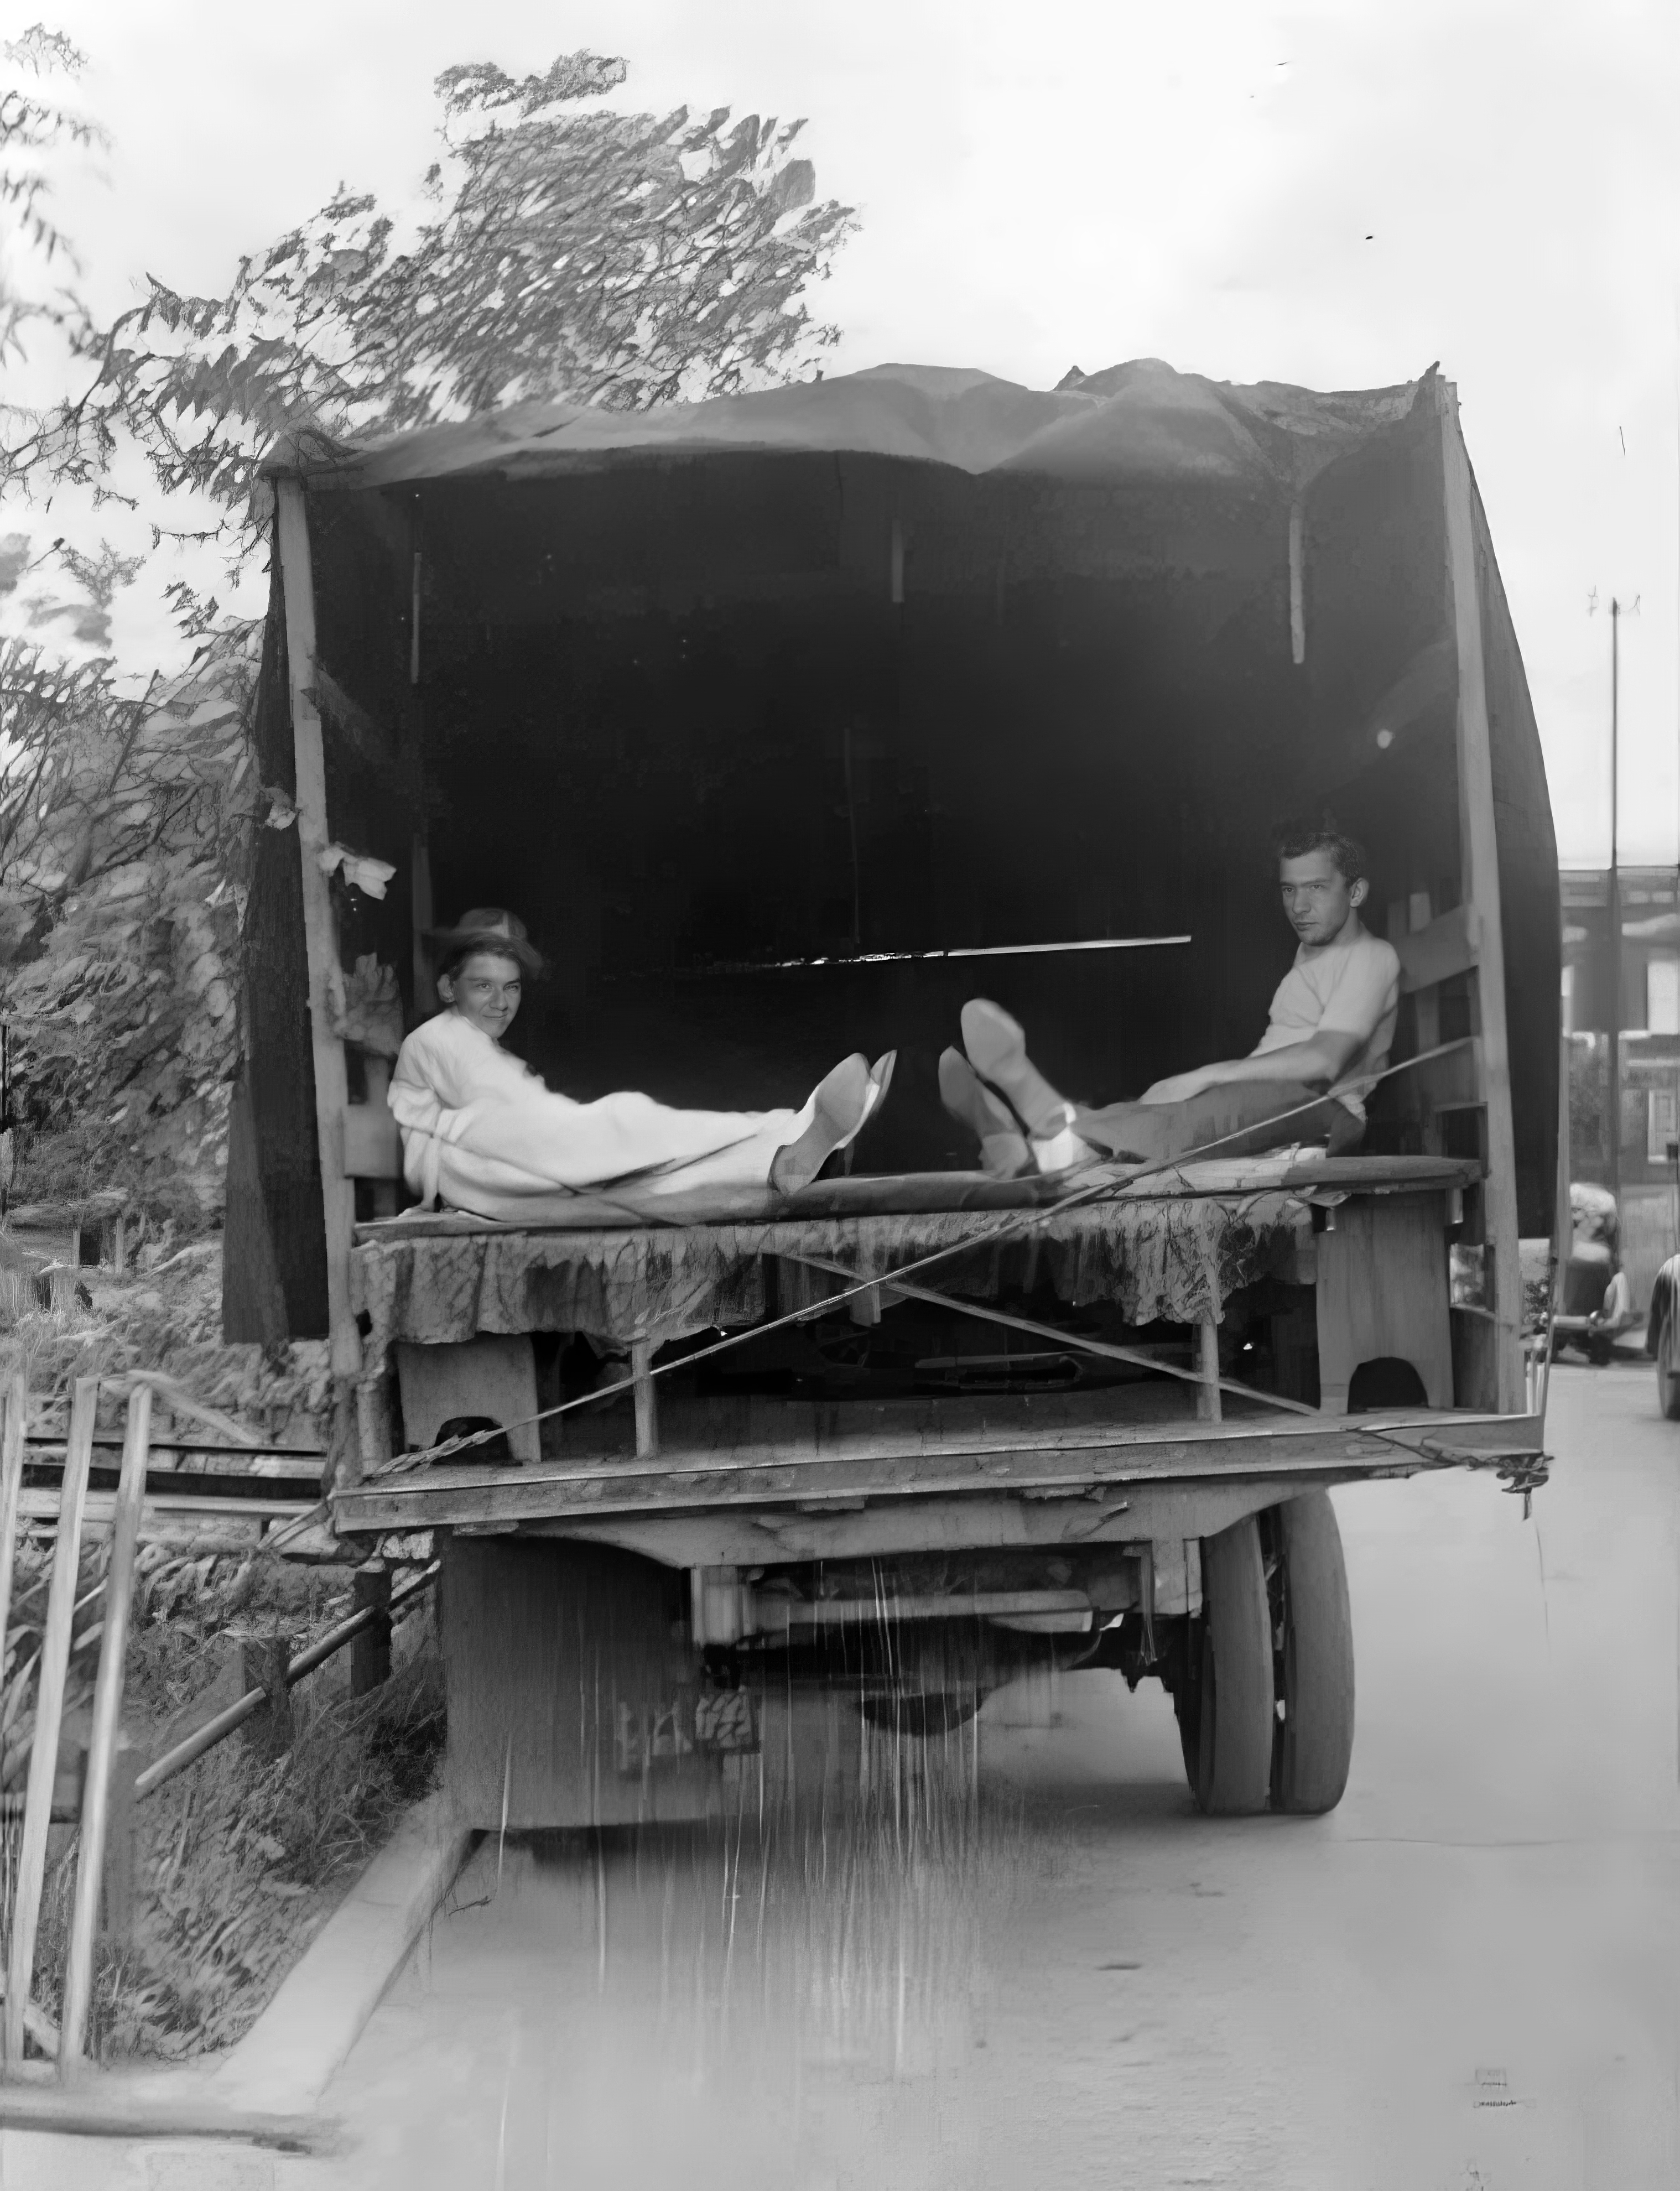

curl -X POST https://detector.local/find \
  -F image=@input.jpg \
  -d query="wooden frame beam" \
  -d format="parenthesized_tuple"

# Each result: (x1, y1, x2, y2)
(1439, 387, 1523, 1412)
(274, 477, 363, 1425)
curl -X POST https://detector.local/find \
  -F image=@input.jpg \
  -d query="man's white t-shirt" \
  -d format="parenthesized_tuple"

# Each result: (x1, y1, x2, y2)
(1251, 920, 1402, 1119)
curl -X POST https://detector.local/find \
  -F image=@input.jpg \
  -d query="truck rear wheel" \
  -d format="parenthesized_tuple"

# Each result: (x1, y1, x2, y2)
(1265, 1493, 1356, 1815)
(1656, 1315, 1680, 1420)
(1179, 1515, 1275, 1815)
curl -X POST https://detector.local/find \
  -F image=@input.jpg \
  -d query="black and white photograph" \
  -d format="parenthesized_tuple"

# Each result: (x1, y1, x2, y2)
(0, 3, 1674, 2184)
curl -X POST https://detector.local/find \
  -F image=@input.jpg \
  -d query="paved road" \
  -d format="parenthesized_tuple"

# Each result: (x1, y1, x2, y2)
(289, 1363, 1679, 2191)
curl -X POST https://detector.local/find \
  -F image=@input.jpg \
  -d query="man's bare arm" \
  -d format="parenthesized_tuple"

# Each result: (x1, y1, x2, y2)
(1139, 1029, 1363, 1106)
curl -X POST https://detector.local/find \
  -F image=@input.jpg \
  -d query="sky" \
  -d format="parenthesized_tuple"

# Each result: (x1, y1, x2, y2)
(5, 0, 1677, 867)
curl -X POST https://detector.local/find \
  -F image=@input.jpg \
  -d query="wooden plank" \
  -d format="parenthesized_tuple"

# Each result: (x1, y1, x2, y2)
(1395, 902, 1479, 995)
(410, 831, 435, 1022)
(1195, 1319, 1221, 1423)
(350, 1156, 1484, 1243)
(336, 1407, 1543, 1532)
(0, 1373, 29, 1699)
(59, 1383, 152, 2073)
(630, 1338, 658, 1457)
(339, 1388, 1540, 1497)
(274, 478, 363, 1417)
(1439, 389, 1523, 1411)
(1314, 1195, 1454, 1412)
(4, 1379, 95, 2063)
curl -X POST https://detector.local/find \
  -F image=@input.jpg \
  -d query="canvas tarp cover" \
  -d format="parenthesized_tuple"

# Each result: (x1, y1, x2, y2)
(283, 357, 1429, 496)
(351, 1191, 1314, 1368)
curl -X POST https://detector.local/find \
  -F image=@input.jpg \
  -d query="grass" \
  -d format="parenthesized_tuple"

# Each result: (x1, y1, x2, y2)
(0, 1543, 445, 2064)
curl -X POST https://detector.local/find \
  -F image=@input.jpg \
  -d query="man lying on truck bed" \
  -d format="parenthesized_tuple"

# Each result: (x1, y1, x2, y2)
(939, 815, 1402, 1177)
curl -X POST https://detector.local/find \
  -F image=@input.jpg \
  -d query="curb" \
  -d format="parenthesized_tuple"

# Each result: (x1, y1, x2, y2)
(211, 1791, 473, 2116)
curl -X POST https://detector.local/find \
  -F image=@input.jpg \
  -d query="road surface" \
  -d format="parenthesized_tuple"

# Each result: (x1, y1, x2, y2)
(287, 1362, 1679, 2190)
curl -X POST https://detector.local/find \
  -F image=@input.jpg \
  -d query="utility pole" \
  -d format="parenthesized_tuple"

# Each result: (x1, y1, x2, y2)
(1591, 590, 1640, 1209)
(1609, 596, 1622, 1210)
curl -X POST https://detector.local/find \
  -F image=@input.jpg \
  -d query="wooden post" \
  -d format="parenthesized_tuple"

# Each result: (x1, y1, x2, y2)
(1439, 389, 1523, 1413)
(274, 475, 363, 1479)
(4, 1377, 96, 2063)
(630, 1338, 658, 1458)
(410, 831, 435, 1021)
(0, 1370, 28, 1692)
(60, 1383, 152, 2073)
(350, 1565, 392, 1696)
(1195, 1319, 1223, 1424)
(240, 1633, 296, 1760)
(98, 1741, 140, 1947)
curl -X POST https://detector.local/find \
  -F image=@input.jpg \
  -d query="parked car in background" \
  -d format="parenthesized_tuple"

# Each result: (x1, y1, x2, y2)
(1646, 1244, 1680, 1417)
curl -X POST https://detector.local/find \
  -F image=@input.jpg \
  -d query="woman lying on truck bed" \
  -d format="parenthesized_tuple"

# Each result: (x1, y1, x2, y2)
(939, 817, 1401, 1177)
(389, 909, 896, 1217)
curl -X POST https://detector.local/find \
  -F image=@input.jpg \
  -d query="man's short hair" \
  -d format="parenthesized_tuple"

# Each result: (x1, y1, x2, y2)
(1272, 814, 1369, 886)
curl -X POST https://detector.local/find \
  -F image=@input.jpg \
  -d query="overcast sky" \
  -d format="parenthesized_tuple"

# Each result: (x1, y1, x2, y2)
(9, 0, 1678, 867)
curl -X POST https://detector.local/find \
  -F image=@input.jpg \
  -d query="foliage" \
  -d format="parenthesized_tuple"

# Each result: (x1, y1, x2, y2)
(0, 25, 105, 368)
(11, 49, 855, 539)
(0, 1541, 443, 2061)
(0, 623, 259, 1216)
(0, 1238, 330, 1440)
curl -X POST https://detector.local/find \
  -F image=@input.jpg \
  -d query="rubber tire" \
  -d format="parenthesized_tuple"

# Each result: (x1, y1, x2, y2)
(1269, 1493, 1356, 1815)
(1657, 1317, 1680, 1421)
(1190, 1516, 1276, 1815)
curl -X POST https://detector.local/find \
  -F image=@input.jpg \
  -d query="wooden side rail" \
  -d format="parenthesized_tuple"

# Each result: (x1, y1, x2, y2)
(1394, 901, 1479, 995)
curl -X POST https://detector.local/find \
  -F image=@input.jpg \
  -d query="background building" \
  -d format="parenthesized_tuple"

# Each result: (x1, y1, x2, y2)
(1562, 865, 1680, 1312)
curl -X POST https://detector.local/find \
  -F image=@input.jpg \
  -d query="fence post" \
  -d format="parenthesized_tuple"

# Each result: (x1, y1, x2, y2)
(240, 1635, 295, 1759)
(350, 1565, 392, 1696)
(4, 1376, 97, 2064)
(100, 1740, 140, 1948)
(0, 1370, 28, 1700)
(60, 1382, 152, 2074)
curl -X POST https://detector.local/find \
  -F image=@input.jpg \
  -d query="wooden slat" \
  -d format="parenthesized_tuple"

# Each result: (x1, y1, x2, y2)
(1395, 902, 1479, 994)
(59, 1385, 152, 2071)
(4, 1380, 96, 2064)
(0, 1373, 29, 1697)
(350, 1156, 1483, 1246)
(334, 1407, 1543, 1532)
(274, 478, 363, 1412)
(1440, 389, 1523, 1411)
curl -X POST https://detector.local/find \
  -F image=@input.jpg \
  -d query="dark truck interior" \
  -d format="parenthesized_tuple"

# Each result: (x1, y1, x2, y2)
(231, 363, 1559, 1423)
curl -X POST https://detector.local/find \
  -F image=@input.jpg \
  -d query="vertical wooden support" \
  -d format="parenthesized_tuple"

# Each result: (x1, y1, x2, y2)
(410, 831, 435, 1022)
(1195, 1319, 1222, 1423)
(240, 1635, 296, 1760)
(4, 1377, 96, 2063)
(0, 1370, 29, 1689)
(60, 1383, 152, 2074)
(1287, 499, 1306, 665)
(631, 1338, 658, 1458)
(98, 1741, 139, 1947)
(274, 476, 363, 1477)
(1439, 389, 1523, 1413)
(362, 1055, 401, 1220)
(350, 1565, 392, 1696)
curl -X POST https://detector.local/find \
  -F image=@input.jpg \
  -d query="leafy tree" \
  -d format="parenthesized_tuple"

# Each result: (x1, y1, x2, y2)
(0, 23, 103, 367)
(12, 50, 855, 537)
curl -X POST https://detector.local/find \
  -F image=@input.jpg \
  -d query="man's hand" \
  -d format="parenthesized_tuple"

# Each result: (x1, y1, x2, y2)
(1140, 1068, 1213, 1105)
